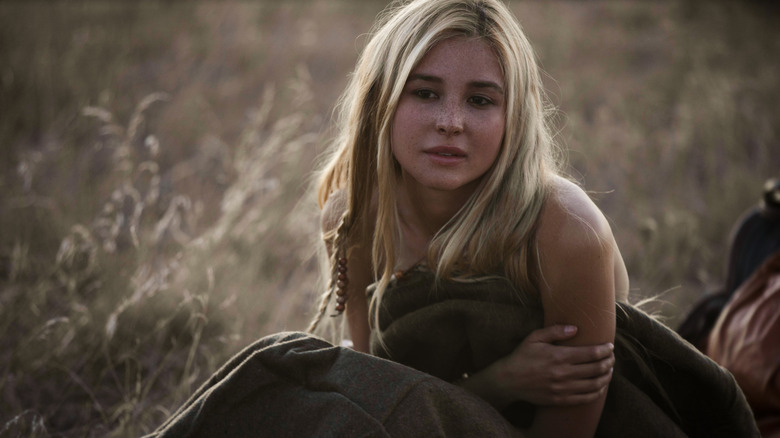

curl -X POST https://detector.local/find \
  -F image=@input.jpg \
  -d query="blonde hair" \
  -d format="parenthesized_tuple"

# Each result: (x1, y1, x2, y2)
(308, 0, 562, 335)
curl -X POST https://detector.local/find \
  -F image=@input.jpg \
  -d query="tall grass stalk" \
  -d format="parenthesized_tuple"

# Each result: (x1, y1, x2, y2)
(0, 68, 321, 436)
(0, 1, 777, 435)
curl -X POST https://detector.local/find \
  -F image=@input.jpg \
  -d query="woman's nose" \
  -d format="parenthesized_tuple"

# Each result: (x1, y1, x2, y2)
(436, 101, 463, 135)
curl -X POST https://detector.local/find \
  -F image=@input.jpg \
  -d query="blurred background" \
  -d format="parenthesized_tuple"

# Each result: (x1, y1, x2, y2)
(0, 0, 777, 436)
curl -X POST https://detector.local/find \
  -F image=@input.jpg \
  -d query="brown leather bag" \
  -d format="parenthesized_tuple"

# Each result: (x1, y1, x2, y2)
(707, 249, 780, 436)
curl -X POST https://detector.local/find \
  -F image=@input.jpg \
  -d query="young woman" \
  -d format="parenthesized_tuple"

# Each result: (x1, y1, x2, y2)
(307, 0, 757, 436)
(311, 0, 620, 429)
(150, 1, 758, 436)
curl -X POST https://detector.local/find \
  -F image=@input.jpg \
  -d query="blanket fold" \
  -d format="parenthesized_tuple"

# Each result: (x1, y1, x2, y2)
(150, 266, 758, 437)
(369, 266, 758, 437)
(147, 331, 520, 438)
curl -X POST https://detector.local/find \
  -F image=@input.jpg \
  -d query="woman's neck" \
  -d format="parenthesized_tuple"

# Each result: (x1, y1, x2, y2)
(396, 177, 474, 241)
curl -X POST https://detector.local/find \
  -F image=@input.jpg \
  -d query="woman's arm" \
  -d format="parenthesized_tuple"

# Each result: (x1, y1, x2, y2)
(527, 178, 617, 438)
(459, 324, 614, 408)
(342, 245, 373, 352)
(321, 189, 373, 352)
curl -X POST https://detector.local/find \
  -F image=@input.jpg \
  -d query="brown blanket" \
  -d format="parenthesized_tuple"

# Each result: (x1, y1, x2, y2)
(146, 331, 521, 437)
(149, 267, 758, 437)
(369, 266, 759, 437)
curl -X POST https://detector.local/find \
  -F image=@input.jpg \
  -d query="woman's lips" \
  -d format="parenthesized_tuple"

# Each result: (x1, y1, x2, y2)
(424, 146, 466, 165)
(426, 146, 466, 156)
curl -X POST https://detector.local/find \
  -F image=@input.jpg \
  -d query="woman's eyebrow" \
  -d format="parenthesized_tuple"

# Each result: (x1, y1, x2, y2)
(407, 73, 443, 84)
(407, 73, 504, 93)
(471, 80, 504, 94)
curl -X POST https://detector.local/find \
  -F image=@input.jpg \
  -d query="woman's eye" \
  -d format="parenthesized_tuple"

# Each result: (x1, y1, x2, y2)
(413, 89, 437, 99)
(468, 96, 492, 106)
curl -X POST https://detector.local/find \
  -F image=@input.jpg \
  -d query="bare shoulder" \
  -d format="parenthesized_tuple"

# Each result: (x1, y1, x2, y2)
(537, 176, 630, 303)
(536, 176, 613, 252)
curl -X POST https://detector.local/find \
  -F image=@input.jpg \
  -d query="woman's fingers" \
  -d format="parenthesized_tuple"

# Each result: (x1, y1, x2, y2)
(546, 341, 614, 367)
(564, 352, 615, 380)
(525, 324, 579, 344)
(542, 367, 614, 406)
(572, 342, 614, 365)
(498, 326, 616, 406)
(525, 325, 614, 363)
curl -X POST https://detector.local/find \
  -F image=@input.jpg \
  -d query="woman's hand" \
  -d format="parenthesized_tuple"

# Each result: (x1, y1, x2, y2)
(460, 324, 614, 409)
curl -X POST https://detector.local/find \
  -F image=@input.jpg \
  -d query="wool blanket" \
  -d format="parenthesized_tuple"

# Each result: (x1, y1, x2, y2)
(146, 331, 520, 437)
(149, 267, 758, 437)
(369, 267, 759, 437)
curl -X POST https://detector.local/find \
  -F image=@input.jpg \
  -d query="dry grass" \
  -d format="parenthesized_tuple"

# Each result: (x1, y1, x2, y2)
(0, 1, 777, 435)
(1, 68, 321, 435)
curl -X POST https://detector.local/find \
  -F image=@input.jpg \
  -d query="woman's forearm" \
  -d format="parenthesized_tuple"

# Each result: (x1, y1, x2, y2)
(455, 326, 614, 409)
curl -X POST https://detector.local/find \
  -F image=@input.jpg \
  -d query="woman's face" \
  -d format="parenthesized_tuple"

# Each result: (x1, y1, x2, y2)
(391, 36, 506, 198)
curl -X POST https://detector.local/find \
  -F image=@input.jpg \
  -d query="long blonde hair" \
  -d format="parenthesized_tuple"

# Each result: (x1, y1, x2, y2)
(308, 0, 561, 334)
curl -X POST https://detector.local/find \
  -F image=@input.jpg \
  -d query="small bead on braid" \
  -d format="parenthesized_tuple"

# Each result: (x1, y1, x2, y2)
(306, 211, 350, 333)
(332, 255, 348, 315)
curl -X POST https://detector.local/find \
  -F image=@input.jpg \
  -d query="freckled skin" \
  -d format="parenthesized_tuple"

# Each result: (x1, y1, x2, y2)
(391, 37, 506, 200)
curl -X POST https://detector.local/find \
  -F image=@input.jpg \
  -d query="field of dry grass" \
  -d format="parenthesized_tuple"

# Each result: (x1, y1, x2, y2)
(0, 1, 777, 435)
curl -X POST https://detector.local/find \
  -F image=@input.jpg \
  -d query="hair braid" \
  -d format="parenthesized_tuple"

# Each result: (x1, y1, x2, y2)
(307, 211, 351, 333)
